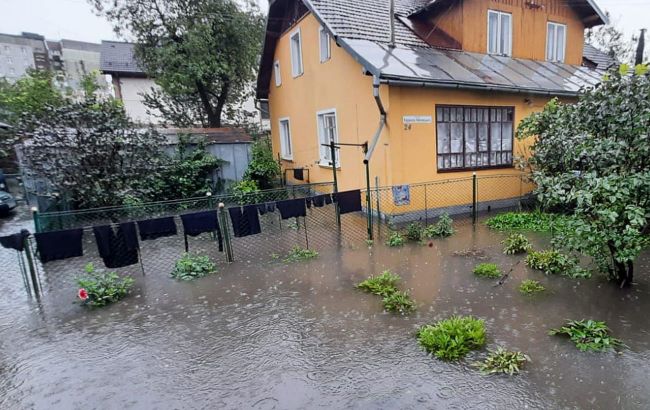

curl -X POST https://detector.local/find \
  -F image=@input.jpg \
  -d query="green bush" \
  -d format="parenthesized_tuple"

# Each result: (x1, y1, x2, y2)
(486, 211, 567, 232)
(519, 279, 546, 295)
(405, 223, 424, 242)
(502, 233, 532, 255)
(356, 270, 401, 296)
(386, 231, 406, 247)
(417, 316, 486, 361)
(230, 179, 262, 205)
(549, 320, 624, 352)
(243, 137, 281, 189)
(476, 347, 530, 376)
(423, 213, 455, 238)
(76, 263, 134, 307)
(525, 250, 590, 278)
(171, 252, 217, 281)
(473, 263, 502, 279)
(382, 290, 416, 314)
(283, 246, 319, 263)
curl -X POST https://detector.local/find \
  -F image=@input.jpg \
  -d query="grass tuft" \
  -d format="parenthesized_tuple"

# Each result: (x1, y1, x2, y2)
(382, 290, 416, 314)
(476, 347, 530, 376)
(417, 316, 486, 361)
(356, 270, 401, 296)
(283, 246, 319, 263)
(518, 279, 546, 295)
(502, 233, 532, 255)
(473, 263, 502, 279)
(549, 319, 624, 352)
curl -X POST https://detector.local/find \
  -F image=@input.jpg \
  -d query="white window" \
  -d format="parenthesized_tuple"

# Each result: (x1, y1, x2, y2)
(317, 109, 339, 167)
(290, 29, 303, 77)
(546, 22, 566, 63)
(488, 10, 512, 56)
(319, 26, 331, 63)
(279, 118, 293, 160)
(273, 60, 282, 87)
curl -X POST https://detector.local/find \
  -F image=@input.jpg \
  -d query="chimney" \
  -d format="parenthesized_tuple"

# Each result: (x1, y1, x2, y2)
(635, 29, 646, 66)
(389, 0, 396, 49)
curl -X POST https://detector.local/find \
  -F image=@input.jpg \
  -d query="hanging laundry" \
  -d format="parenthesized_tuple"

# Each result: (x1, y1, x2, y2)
(293, 168, 304, 181)
(311, 193, 332, 208)
(34, 228, 84, 263)
(228, 205, 262, 237)
(93, 222, 140, 269)
(305, 197, 312, 209)
(334, 190, 362, 214)
(257, 202, 275, 216)
(137, 216, 177, 240)
(276, 198, 307, 220)
(180, 210, 223, 252)
(0, 229, 30, 252)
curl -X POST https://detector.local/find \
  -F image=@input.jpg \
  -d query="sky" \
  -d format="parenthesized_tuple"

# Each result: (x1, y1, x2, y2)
(0, 0, 646, 44)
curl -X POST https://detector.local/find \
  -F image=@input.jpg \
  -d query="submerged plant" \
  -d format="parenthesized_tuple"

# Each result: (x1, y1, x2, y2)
(382, 290, 416, 314)
(486, 211, 567, 232)
(386, 231, 406, 247)
(549, 320, 624, 352)
(76, 263, 134, 307)
(525, 250, 589, 278)
(502, 233, 532, 255)
(417, 316, 486, 361)
(423, 213, 455, 238)
(171, 252, 217, 281)
(473, 263, 502, 279)
(476, 347, 530, 376)
(405, 223, 424, 242)
(283, 246, 319, 263)
(519, 279, 546, 295)
(356, 270, 401, 296)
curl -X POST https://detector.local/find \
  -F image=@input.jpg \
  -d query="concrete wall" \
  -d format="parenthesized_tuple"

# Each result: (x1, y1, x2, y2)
(61, 48, 111, 100)
(114, 76, 161, 124)
(0, 42, 35, 81)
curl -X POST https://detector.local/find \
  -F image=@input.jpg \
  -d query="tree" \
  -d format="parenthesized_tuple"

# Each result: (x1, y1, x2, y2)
(243, 136, 280, 189)
(518, 65, 650, 287)
(585, 12, 635, 63)
(90, 0, 265, 127)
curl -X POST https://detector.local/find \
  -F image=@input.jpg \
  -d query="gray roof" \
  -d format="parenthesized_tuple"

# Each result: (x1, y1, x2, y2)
(99, 41, 146, 76)
(61, 39, 102, 53)
(583, 43, 617, 70)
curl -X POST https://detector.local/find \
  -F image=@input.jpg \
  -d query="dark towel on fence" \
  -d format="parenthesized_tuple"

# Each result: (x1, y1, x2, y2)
(93, 223, 139, 269)
(257, 202, 276, 216)
(180, 210, 223, 252)
(228, 205, 262, 237)
(0, 229, 30, 252)
(276, 198, 307, 220)
(334, 190, 362, 214)
(293, 168, 304, 181)
(137, 217, 177, 240)
(34, 228, 84, 263)
(305, 197, 312, 209)
(311, 194, 332, 208)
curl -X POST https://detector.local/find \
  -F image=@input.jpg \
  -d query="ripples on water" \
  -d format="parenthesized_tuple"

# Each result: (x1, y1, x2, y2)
(1, 209, 650, 409)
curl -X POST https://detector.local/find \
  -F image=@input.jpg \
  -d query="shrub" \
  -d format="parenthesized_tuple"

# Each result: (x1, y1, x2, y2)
(519, 280, 546, 295)
(423, 213, 455, 238)
(283, 246, 319, 263)
(356, 270, 401, 296)
(171, 252, 217, 281)
(405, 223, 424, 242)
(525, 250, 590, 278)
(473, 263, 502, 279)
(549, 320, 624, 352)
(242, 137, 281, 189)
(502, 233, 532, 255)
(476, 347, 530, 376)
(386, 231, 406, 247)
(76, 263, 134, 307)
(230, 179, 262, 205)
(417, 316, 486, 361)
(382, 290, 416, 314)
(486, 211, 567, 232)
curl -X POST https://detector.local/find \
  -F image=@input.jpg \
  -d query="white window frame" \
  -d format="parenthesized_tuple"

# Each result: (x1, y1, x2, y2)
(316, 108, 340, 167)
(273, 60, 282, 87)
(546, 22, 567, 63)
(278, 117, 293, 160)
(319, 26, 331, 63)
(487, 10, 512, 57)
(289, 28, 304, 78)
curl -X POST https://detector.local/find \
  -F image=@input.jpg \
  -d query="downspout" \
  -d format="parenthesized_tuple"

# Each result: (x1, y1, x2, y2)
(364, 76, 386, 164)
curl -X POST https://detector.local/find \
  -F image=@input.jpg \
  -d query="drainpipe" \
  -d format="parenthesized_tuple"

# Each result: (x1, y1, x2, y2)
(364, 76, 386, 165)
(389, 0, 396, 49)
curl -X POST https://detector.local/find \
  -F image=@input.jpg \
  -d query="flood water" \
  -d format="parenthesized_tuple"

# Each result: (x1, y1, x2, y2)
(2, 207, 650, 409)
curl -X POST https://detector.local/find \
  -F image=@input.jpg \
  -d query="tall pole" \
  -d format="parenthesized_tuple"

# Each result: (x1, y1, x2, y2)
(330, 140, 341, 230)
(363, 143, 373, 240)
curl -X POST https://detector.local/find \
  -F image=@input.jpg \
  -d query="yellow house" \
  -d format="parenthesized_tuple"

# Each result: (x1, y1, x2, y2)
(256, 0, 610, 198)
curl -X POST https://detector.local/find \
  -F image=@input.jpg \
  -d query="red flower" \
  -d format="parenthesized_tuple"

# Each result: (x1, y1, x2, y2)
(78, 288, 89, 301)
(428, 242, 434, 248)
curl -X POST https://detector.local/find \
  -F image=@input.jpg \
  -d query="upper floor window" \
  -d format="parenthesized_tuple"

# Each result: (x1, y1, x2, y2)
(317, 109, 339, 167)
(487, 10, 512, 56)
(290, 29, 303, 77)
(546, 22, 566, 63)
(273, 60, 282, 87)
(436, 105, 514, 171)
(319, 26, 331, 63)
(279, 117, 293, 160)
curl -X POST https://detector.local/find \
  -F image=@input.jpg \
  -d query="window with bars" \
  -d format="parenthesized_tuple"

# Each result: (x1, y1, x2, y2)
(436, 106, 514, 171)
(317, 109, 339, 166)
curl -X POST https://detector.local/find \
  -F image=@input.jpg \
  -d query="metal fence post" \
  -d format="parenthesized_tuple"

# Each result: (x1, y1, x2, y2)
(32, 207, 41, 233)
(23, 236, 40, 298)
(424, 184, 429, 226)
(218, 203, 234, 263)
(472, 173, 477, 225)
(375, 176, 381, 240)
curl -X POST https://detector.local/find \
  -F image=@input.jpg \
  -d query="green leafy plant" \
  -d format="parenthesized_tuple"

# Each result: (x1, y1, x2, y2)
(230, 179, 262, 205)
(283, 246, 319, 263)
(386, 231, 406, 247)
(417, 316, 486, 361)
(476, 347, 530, 376)
(549, 320, 624, 352)
(486, 211, 567, 232)
(519, 280, 546, 295)
(423, 213, 455, 238)
(382, 290, 416, 314)
(356, 270, 401, 296)
(525, 250, 589, 278)
(405, 223, 424, 242)
(473, 263, 502, 279)
(171, 252, 217, 281)
(243, 137, 281, 189)
(502, 233, 532, 255)
(76, 263, 134, 307)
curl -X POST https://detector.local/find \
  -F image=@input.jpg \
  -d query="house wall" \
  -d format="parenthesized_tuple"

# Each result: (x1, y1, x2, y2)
(113, 76, 162, 124)
(429, 0, 585, 65)
(268, 13, 391, 191)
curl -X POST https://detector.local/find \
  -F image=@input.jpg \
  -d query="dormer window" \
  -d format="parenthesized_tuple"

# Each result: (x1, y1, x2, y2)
(546, 22, 566, 63)
(487, 10, 512, 57)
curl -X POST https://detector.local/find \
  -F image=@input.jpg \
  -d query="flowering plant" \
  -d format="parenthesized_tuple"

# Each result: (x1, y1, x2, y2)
(76, 263, 134, 307)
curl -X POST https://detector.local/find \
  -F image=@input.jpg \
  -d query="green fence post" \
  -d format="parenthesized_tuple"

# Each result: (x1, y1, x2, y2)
(218, 203, 233, 263)
(32, 207, 41, 233)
